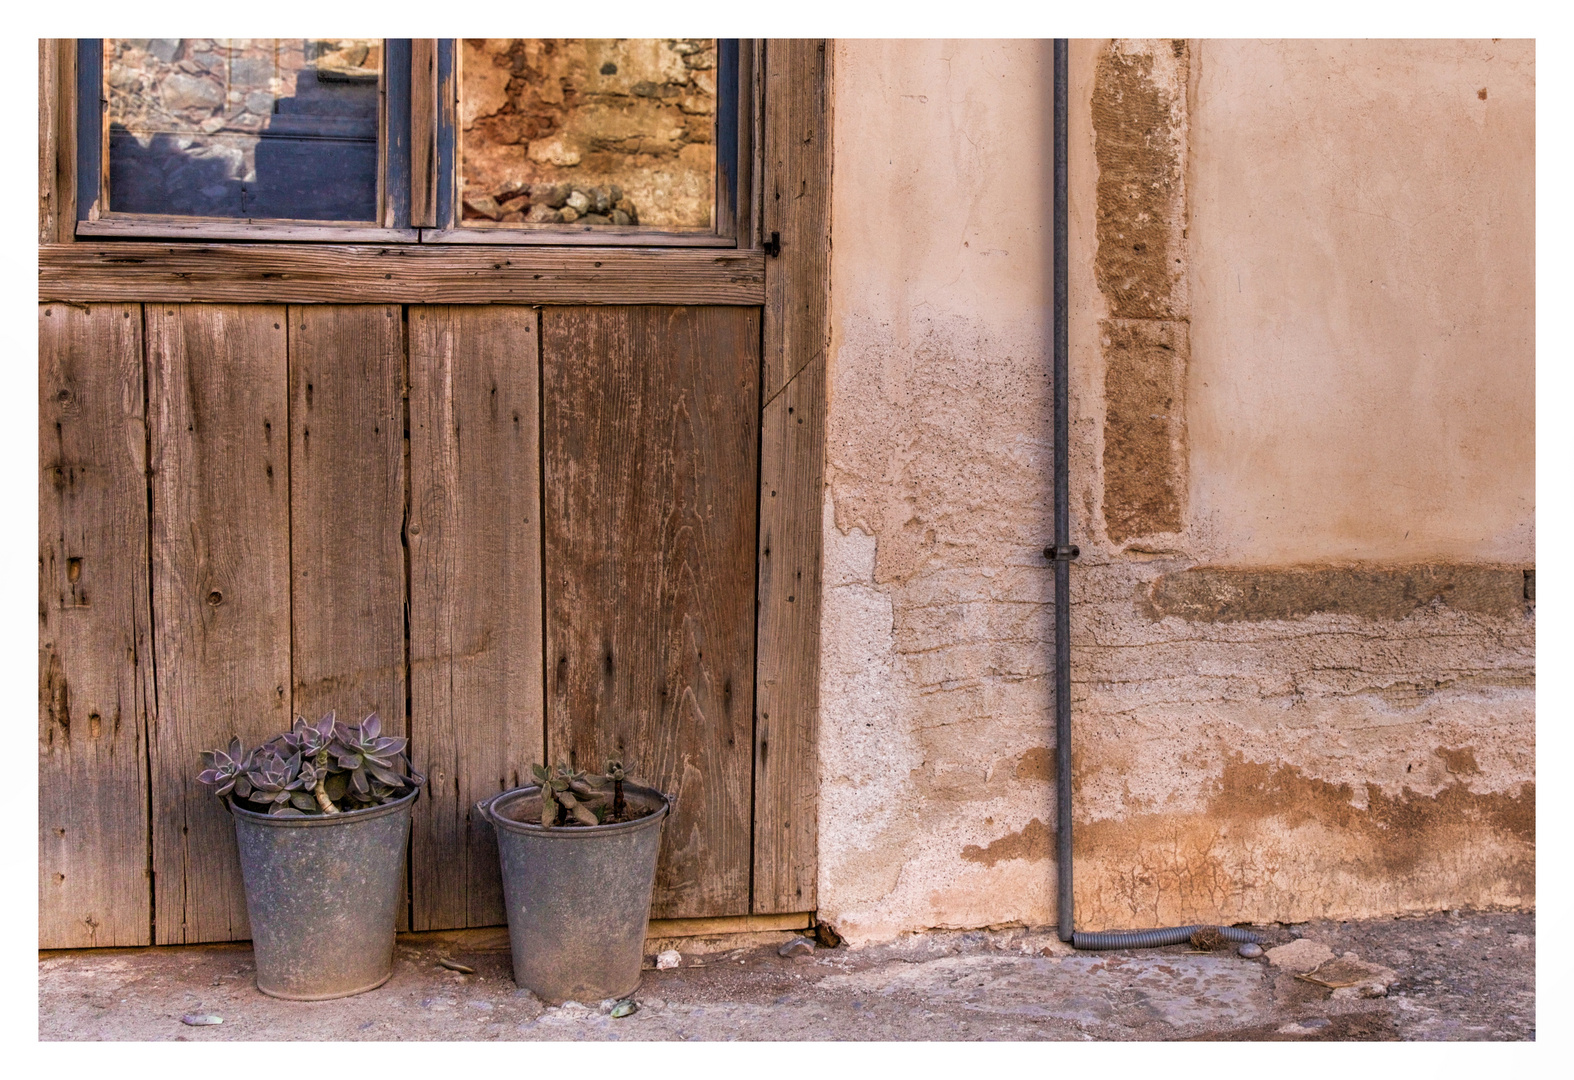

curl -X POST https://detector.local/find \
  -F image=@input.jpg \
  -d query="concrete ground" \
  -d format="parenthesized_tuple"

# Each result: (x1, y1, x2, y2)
(39, 909, 1533, 1041)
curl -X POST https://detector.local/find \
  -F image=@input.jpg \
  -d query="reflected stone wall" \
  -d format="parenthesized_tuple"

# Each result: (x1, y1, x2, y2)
(460, 39, 717, 229)
(105, 39, 380, 221)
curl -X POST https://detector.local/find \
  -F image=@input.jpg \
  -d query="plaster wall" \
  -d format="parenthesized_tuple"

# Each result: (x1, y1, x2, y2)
(816, 39, 1534, 944)
(1187, 40, 1534, 564)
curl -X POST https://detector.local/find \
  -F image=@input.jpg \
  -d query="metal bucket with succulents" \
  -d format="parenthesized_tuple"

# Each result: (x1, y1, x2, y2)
(475, 759, 671, 1004)
(197, 713, 424, 1000)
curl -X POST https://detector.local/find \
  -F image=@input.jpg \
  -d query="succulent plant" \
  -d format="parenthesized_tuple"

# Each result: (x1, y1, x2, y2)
(196, 712, 424, 816)
(530, 759, 643, 827)
(196, 738, 250, 799)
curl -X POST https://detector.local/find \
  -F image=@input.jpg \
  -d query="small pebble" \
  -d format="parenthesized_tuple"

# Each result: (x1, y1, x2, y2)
(655, 948, 681, 969)
(610, 998, 638, 1018)
(778, 936, 815, 958)
(180, 1014, 223, 1026)
(1239, 942, 1264, 958)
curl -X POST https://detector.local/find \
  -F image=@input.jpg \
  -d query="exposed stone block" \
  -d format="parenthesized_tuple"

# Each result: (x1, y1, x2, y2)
(1101, 318, 1187, 542)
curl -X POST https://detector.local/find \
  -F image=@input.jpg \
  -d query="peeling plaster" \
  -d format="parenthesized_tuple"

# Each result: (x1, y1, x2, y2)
(817, 39, 1533, 945)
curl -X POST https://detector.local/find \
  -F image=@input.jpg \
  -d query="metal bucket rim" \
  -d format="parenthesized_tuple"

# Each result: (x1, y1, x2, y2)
(481, 783, 669, 839)
(225, 784, 418, 827)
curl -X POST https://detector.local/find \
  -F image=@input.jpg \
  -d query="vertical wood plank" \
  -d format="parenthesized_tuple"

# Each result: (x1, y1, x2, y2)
(543, 305, 760, 919)
(761, 39, 832, 399)
(288, 305, 407, 740)
(753, 352, 826, 913)
(411, 40, 438, 229)
(753, 39, 832, 913)
(408, 306, 544, 930)
(146, 305, 291, 944)
(38, 302, 151, 947)
(40, 39, 77, 243)
(39, 40, 57, 243)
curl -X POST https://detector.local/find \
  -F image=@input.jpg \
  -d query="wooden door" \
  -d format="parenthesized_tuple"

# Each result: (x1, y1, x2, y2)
(38, 40, 830, 946)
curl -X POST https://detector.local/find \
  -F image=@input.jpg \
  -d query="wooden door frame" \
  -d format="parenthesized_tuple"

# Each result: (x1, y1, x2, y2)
(37, 38, 831, 943)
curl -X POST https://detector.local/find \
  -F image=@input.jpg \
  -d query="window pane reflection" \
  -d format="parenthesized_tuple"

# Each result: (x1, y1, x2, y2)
(460, 39, 716, 229)
(105, 39, 381, 221)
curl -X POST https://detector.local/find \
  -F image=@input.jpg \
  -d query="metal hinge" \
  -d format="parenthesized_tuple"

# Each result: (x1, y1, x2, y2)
(763, 232, 781, 258)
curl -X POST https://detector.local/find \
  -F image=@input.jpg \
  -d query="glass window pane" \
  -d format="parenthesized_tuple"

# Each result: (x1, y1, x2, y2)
(105, 39, 381, 221)
(460, 39, 717, 230)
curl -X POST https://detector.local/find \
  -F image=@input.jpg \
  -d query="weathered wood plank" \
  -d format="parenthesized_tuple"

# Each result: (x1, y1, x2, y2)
(40, 244, 766, 305)
(411, 41, 439, 229)
(753, 39, 832, 914)
(288, 305, 407, 744)
(753, 351, 826, 914)
(39, 40, 76, 243)
(419, 227, 736, 247)
(146, 305, 291, 944)
(38, 302, 152, 948)
(761, 39, 832, 400)
(409, 306, 544, 930)
(75, 219, 419, 243)
(543, 306, 760, 919)
(647, 912, 814, 938)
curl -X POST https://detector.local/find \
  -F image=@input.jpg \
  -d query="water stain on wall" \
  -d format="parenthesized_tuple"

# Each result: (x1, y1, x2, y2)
(1072, 755, 1534, 927)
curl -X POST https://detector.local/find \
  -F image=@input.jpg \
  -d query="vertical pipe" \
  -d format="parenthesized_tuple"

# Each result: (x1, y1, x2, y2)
(1052, 38, 1074, 943)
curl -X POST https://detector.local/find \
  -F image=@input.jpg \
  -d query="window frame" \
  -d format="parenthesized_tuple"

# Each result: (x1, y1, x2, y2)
(70, 37, 757, 248)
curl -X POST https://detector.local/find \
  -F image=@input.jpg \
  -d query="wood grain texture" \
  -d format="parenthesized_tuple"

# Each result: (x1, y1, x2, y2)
(41, 244, 765, 306)
(753, 39, 832, 913)
(145, 305, 291, 944)
(288, 306, 407, 747)
(408, 306, 544, 930)
(421, 227, 737, 247)
(75, 219, 415, 243)
(39, 41, 58, 243)
(38, 302, 152, 948)
(752, 351, 826, 913)
(411, 41, 438, 229)
(543, 306, 760, 919)
(39, 40, 76, 243)
(761, 39, 832, 401)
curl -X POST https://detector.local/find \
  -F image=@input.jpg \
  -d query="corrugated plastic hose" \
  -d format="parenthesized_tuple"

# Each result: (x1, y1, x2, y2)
(1071, 925, 1264, 951)
(1050, 40, 1263, 954)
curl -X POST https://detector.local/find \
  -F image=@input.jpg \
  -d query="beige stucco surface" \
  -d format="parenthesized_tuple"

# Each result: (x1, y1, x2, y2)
(1187, 40, 1535, 564)
(817, 39, 1534, 945)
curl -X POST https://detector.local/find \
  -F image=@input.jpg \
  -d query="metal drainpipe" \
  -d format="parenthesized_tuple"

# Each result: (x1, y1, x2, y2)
(1047, 39, 1261, 952)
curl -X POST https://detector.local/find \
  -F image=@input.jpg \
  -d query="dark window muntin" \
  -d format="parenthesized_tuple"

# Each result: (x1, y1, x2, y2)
(75, 38, 754, 247)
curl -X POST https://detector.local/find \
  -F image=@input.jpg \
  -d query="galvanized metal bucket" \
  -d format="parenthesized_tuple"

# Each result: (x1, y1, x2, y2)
(477, 783, 670, 1003)
(229, 787, 417, 1001)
